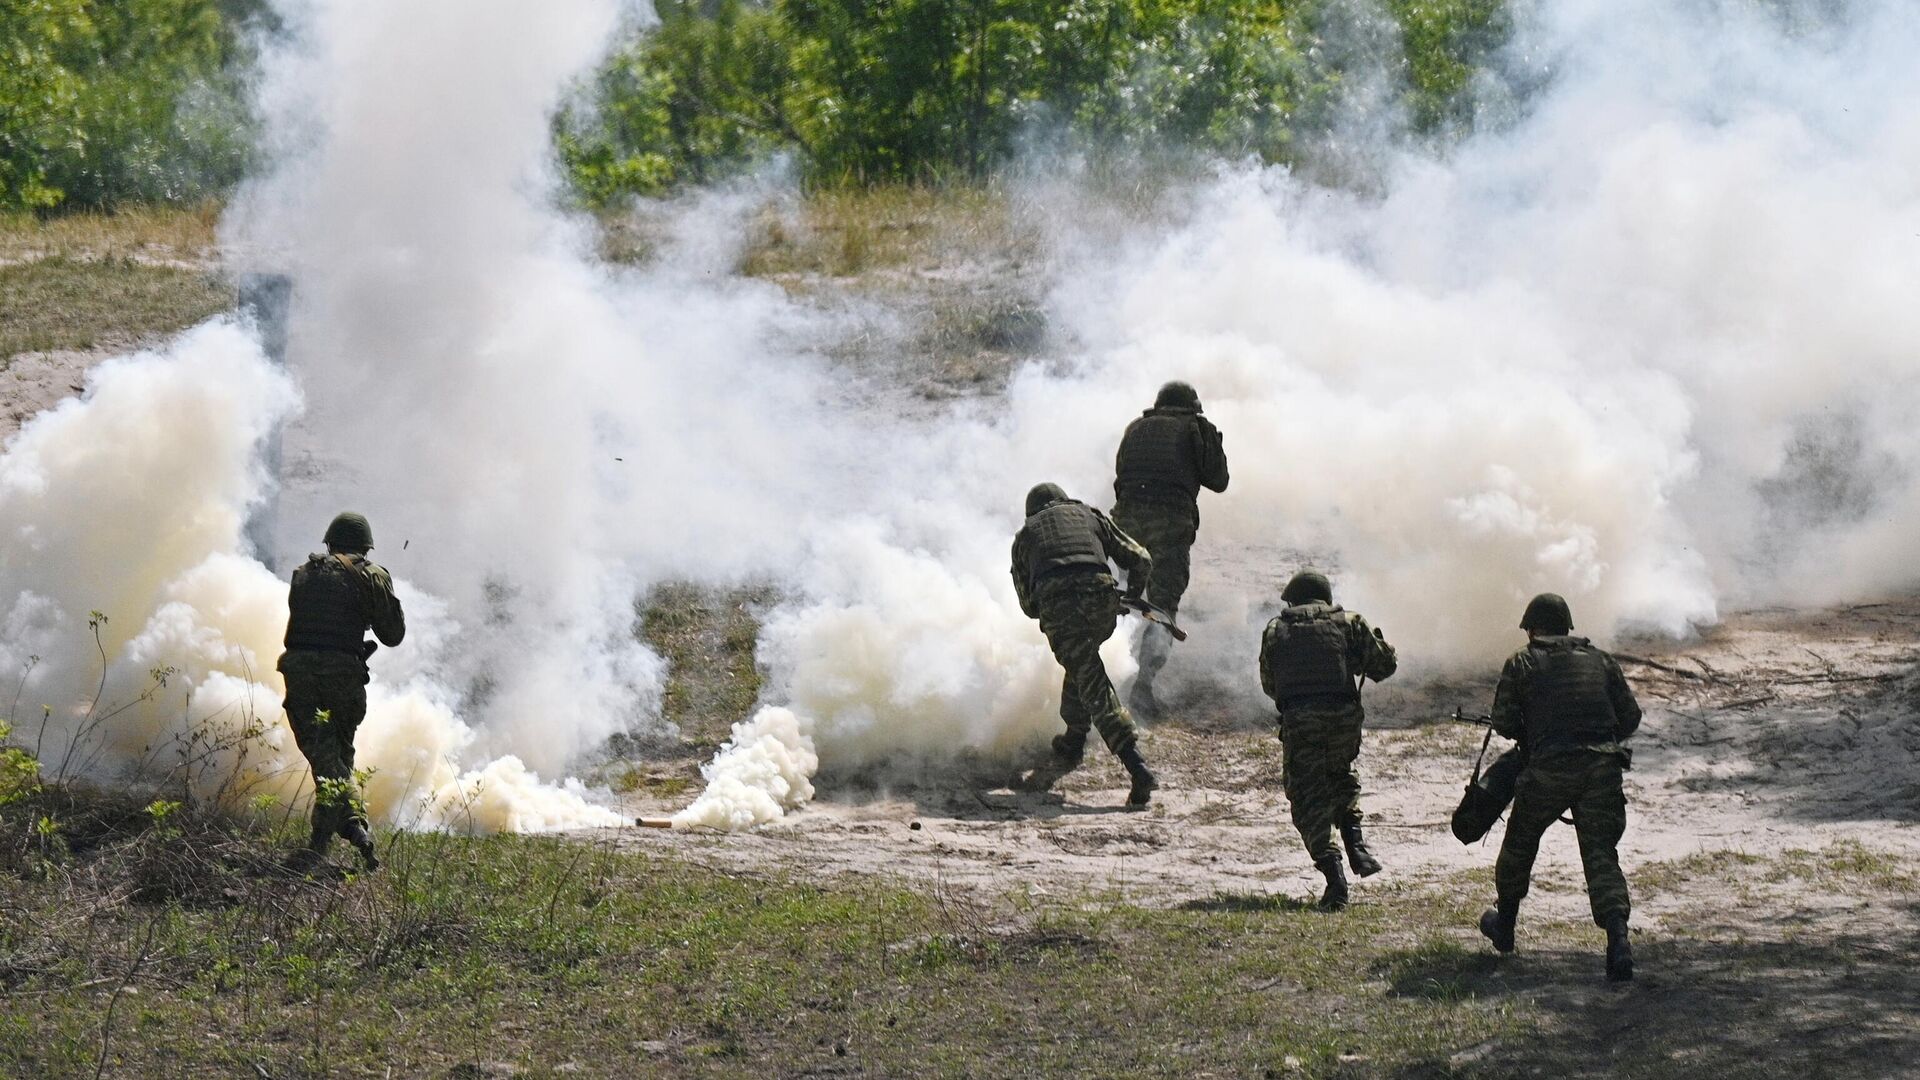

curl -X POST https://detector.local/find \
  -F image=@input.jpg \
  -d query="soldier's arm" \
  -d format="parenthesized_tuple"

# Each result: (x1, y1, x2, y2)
(1490, 653, 1530, 741)
(1095, 511, 1153, 598)
(1193, 416, 1229, 492)
(1259, 620, 1280, 702)
(1349, 613, 1397, 683)
(1010, 535, 1037, 618)
(364, 563, 407, 647)
(1603, 652, 1643, 738)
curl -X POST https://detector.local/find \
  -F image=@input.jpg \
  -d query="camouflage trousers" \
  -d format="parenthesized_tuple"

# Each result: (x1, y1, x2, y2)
(1279, 702, 1366, 864)
(1110, 497, 1196, 688)
(1495, 751, 1631, 925)
(1034, 573, 1137, 755)
(280, 653, 370, 842)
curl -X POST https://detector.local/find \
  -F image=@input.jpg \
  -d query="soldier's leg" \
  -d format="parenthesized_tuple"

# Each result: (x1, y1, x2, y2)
(1328, 712, 1382, 876)
(1281, 718, 1341, 864)
(1148, 538, 1192, 616)
(1571, 760, 1631, 926)
(284, 677, 352, 847)
(1493, 765, 1577, 908)
(1130, 537, 1190, 703)
(1330, 712, 1365, 829)
(328, 678, 370, 838)
(1111, 503, 1193, 709)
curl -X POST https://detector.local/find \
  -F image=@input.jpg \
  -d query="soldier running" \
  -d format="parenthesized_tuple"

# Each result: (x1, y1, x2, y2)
(1111, 380, 1229, 718)
(278, 512, 405, 870)
(1259, 570, 1397, 910)
(1478, 593, 1642, 982)
(1012, 483, 1161, 808)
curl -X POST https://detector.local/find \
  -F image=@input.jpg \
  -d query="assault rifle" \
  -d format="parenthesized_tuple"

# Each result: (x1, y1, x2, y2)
(1117, 592, 1187, 641)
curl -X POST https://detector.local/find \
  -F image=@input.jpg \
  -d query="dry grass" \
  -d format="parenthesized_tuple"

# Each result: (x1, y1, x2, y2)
(0, 204, 221, 266)
(0, 257, 231, 362)
(0, 205, 230, 364)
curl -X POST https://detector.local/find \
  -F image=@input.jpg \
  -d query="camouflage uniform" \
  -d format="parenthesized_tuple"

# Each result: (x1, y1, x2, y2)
(1259, 603, 1397, 866)
(1012, 490, 1153, 757)
(1110, 388, 1229, 707)
(278, 549, 405, 851)
(1489, 635, 1641, 926)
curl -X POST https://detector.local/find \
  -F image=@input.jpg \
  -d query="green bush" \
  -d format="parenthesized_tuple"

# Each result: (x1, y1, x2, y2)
(557, 0, 1513, 204)
(0, 0, 262, 212)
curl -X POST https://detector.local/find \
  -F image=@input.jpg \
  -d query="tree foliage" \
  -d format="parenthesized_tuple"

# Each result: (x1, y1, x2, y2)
(0, 0, 261, 211)
(557, 0, 1513, 202)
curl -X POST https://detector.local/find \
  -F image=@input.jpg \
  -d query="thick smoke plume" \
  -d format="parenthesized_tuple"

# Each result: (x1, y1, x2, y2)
(7, 0, 1920, 833)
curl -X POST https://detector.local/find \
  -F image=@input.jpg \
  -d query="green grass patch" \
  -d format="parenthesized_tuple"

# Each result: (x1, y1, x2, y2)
(635, 582, 773, 746)
(1, 792, 1538, 1078)
(0, 206, 220, 265)
(0, 255, 230, 362)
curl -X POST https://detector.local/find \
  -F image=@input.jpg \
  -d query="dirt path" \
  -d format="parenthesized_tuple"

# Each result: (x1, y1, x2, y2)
(605, 601, 1920, 1073)
(616, 600, 1920, 903)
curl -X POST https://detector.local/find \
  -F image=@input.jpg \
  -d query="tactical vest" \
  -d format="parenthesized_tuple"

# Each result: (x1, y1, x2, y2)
(1024, 501, 1109, 583)
(1115, 412, 1200, 498)
(1523, 637, 1620, 751)
(284, 554, 371, 655)
(1266, 603, 1355, 704)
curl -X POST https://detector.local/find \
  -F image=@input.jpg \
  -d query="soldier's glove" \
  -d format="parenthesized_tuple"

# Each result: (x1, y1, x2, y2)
(360, 639, 379, 662)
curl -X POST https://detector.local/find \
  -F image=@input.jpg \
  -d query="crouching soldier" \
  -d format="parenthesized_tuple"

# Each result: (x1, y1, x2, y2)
(1012, 483, 1160, 808)
(1259, 571, 1396, 910)
(1478, 593, 1642, 982)
(279, 512, 405, 870)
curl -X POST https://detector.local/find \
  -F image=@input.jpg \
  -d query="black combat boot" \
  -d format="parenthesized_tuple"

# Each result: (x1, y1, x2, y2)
(1018, 734, 1086, 792)
(1479, 897, 1519, 953)
(1117, 745, 1158, 809)
(1050, 732, 1086, 765)
(341, 821, 380, 871)
(1339, 821, 1382, 878)
(1315, 854, 1349, 911)
(1604, 915, 1634, 982)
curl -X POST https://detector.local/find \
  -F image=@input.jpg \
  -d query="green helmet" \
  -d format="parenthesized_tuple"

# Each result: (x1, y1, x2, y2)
(1281, 570, 1332, 605)
(1025, 483, 1069, 517)
(1155, 380, 1201, 411)
(1520, 593, 1572, 634)
(323, 512, 375, 552)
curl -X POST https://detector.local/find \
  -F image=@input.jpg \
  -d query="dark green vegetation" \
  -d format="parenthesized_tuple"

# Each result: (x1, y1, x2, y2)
(3, 0, 1510, 211)
(557, 0, 1512, 201)
(0, 0, 264, 211)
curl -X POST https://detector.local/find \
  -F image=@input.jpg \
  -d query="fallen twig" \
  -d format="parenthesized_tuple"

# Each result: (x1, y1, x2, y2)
(1616, 654, 1708, 680)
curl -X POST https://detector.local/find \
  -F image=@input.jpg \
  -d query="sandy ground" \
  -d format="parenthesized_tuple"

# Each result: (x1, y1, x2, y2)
(609, 602, 1920, 1073)
(615, 602, 1920, 908)
(0, 350, 98, 442)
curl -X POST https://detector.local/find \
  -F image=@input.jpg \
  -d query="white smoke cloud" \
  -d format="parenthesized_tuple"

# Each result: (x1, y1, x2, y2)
(9, 0, 1920, 835)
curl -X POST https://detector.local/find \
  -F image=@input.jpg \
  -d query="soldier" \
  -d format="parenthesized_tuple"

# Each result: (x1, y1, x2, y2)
(1111, 380, 1229, 718)
(278, 512, 405, 870)
(1477, 593, 1642, 982)
(1012, 483, 1160, 808)
(1259, 570, 1396, 910)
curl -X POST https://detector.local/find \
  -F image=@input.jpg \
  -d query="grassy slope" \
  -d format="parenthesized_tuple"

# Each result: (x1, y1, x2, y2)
(0, 207, 227, 363)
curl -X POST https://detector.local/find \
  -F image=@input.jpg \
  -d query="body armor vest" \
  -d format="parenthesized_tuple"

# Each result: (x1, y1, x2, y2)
(1266, 603, 1355, 704)
(1115, 412, 1200, 498)
(1523, 637, 1619, 750)
(1024, 502, 1109, 583)
(284, 554, 372, 655)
